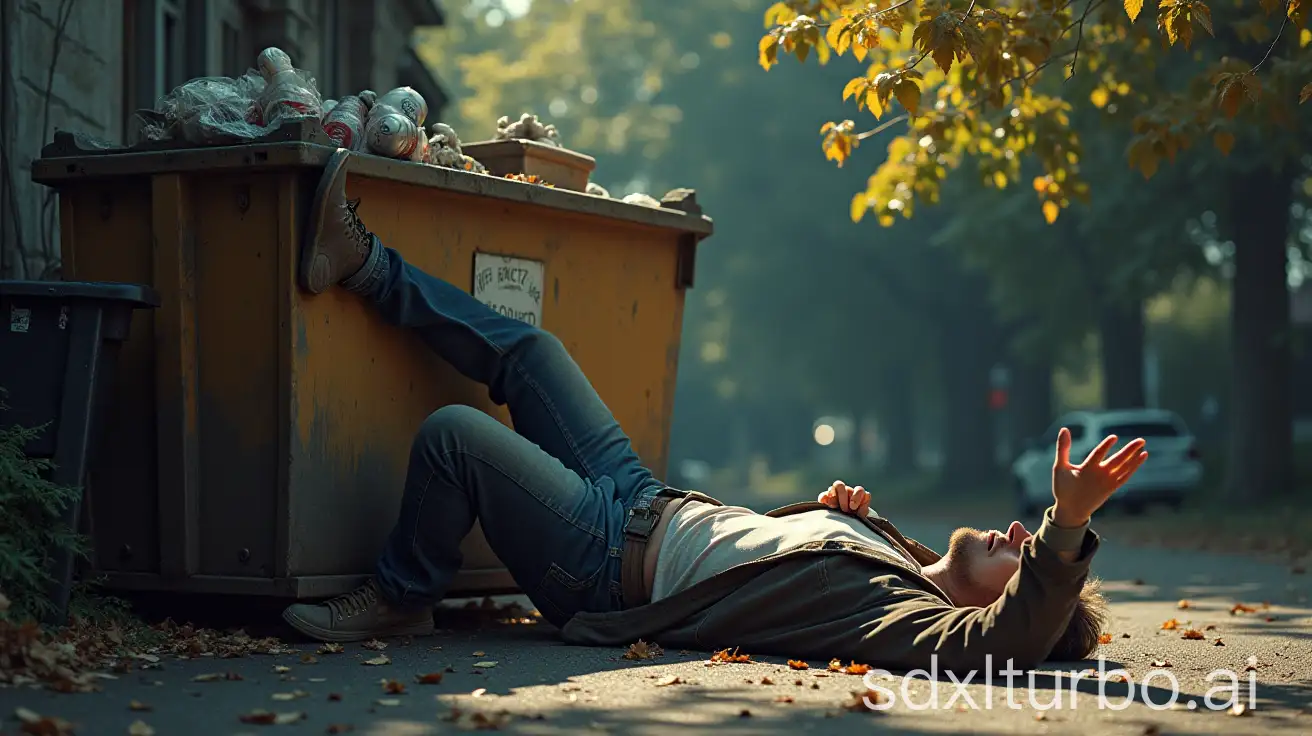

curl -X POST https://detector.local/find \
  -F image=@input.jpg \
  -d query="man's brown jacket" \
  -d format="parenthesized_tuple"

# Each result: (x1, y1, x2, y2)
(560, 493, 1097, 672)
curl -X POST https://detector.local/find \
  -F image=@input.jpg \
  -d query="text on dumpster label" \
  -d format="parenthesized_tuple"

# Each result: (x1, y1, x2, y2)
(9, 306, 30, 333)
(473, 253, 545, 327)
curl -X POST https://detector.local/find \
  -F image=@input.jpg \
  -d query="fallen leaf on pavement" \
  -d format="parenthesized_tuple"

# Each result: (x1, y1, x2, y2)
(1150, 660, 1171, 668)
(127, 720, 155, 736)
(1177, 599, 1192, 609)
(375, 698, 401, 707)
(326, 725, 355, 734)
(654, 675, 682, 687)
(709, 648, 751, 664)
(842, 662, 872, 675)
(192, 672, 242, 682)
(416, 672, 444, 684)
(362, 639, 388, 651)
(794, 679, 804, 686)
(308, 677, 326, 683)
(362, 655, 391, 666)
(472, 651, 486, 657)
(383, 679, 406, 694)
(273, 665, 291, 674)
(1214, 638, 1225, 646)
(828, 658, 843, 671)
(811, 682, 820, 689)
(318, 643, 344, 655)
(471, 688, 488, 698)
(1121, 633, 1131, 638)
(1231, 603, 1258, 615)
(271, 690, 309, 701)
(300, 654, 318, 664)
(15, 707, 74, 736)
(1107, 674, 1128, 683)
(843, 689, 887, 712)
(622, 640, 663, 660)
(738, 709, 752, 718)
(787, 660, 809, 670)
(1160, 618, 1182, 630)
(473, 661, 498, 669)
(774, 695, 794, 703)
(1098, 633, 1112, 644)
(1245, 656, 1258, 672)
(760, 677, 774, 685)
(1181, 629, 1205, 640)
(128, 700, 152, 711)
(238, 710, 277, 725)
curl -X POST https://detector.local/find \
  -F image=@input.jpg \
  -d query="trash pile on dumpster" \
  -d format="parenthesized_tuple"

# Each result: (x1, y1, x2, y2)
(135, 45, 677, 206)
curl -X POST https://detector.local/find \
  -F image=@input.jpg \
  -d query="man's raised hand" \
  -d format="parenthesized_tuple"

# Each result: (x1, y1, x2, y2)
(1051, 428, 1149, 528)
(818, 480, 870, 519)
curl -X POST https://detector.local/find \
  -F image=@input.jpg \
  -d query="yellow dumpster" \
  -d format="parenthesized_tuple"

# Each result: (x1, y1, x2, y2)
(33, 129, 712, 599)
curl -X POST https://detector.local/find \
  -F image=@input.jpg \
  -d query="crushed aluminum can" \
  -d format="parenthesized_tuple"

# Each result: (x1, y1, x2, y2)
(322, 95, 367, 150)
(365, 109, 421, 159)
(375, 87, 428, 126)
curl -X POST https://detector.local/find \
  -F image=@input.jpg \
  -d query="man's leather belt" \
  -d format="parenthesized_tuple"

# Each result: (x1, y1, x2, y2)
(620, 487, 686, 608)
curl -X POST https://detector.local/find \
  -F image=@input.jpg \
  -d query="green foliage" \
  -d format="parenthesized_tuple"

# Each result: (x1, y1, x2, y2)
(0, 389, 86, 623)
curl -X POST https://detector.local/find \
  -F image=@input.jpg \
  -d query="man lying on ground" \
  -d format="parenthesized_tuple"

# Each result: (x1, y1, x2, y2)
(283, 149, 1148, 673)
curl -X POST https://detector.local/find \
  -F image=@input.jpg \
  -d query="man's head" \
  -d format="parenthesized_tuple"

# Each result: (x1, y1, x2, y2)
(928, 521, 1109, 660)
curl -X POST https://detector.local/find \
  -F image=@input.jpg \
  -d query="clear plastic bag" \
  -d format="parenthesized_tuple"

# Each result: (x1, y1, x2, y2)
(138, 66, 321, 145)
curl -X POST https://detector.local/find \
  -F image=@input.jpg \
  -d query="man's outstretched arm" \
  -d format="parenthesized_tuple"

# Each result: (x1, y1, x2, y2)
(853, 507, 1095, 673)
(853, 429, 1148, 673)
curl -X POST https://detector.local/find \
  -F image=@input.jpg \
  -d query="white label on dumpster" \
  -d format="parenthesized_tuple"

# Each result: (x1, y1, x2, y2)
(473, 253, 545, 327)
(9, 306, 30, 333)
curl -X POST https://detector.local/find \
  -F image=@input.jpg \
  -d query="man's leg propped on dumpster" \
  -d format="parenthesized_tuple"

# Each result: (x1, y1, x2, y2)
(282, 149, 667, 642)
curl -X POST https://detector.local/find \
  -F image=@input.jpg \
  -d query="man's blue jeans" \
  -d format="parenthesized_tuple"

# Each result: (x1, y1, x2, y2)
(362, 245, 666, 627)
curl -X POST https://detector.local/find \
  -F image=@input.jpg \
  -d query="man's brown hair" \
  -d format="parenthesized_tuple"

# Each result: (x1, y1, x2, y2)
(1049, 577, 1109, 660)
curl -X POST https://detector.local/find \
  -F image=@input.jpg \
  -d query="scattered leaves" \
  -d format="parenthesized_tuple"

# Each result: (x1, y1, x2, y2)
(1231, 603, 1259, 615)
(654, 675, 682, 687)
(14, 708, 74, 735)
(1214, 638, 1226, 646)
(622, 641, 663, 660)
(362, 655, 391, 666)
(239, 710, 305, 725)
(416, 672, 444, 685)
(787, 659, 809, 670)
(128, 700, 152, 712)
(1160, 618, 1182, 630)
(760, 677, 775, 685)
(1176, 599, 1192, 609)
(1181, 629, 1205, 640)
(273, 665, 291, 674)
(843, 688, 887, 712)
(1098, 633, 1113, 644)
(709, 648, 752, 664)
(318, 643, 344, 655)
(473, 661, 498, 669)
(128, 720, 155, 736)
(362, 639, 388, 651)
(1150, 659, 1172, 668)
(192, 672, 243, 682)
(472, 651, 486, 657)
(271, 690, 310, 701)
(383, 679, 406, 695)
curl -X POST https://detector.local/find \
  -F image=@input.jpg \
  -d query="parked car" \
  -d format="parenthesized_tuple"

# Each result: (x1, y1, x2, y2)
(1011, 408, 1203, 516)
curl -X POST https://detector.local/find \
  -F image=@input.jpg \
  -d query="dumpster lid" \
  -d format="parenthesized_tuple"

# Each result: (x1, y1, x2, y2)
(0, 281, 161, 308)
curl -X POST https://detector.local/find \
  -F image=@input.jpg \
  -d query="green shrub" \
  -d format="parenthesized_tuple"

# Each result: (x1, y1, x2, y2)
(0, 389, 86, 623)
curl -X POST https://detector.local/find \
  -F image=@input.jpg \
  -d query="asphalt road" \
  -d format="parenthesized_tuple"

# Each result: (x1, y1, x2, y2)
(4, 513, 1310, 735)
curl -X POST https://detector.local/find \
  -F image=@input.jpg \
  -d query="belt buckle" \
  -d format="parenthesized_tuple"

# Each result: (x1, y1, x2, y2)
(624, 503, 661, 541)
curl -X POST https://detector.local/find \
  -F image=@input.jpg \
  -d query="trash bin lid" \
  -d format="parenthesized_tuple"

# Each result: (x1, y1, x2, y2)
(0, 280, 160, 308)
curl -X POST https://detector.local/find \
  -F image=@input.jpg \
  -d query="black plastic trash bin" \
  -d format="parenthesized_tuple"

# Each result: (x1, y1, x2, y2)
(0, 280, 159, 624)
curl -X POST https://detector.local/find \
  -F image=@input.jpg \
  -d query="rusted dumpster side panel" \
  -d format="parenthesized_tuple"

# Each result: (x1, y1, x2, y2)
(58, 181, 161, 575)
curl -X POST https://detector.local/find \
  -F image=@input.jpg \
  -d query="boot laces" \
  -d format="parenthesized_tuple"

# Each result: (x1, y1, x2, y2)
(340, 198, 374, 254)
(325, 580, 379, 621)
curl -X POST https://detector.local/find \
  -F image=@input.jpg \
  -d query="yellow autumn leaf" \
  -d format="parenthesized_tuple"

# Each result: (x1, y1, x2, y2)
(1301, 28, 1311, 47)
(1090, 87, 1111, 108)
(894, 79, 921, 115)
(851, 194, 868, 223)
(826, 17, 852, 55)
(1301, 82, 1312, 104)
(1042, 200, 1060, 224)
(1213, 130, 1235, 155)
(992, 170, 1008, 188)
(759, 35, 780, 71)
(764, 2, 793, 28)
(1125, 0, 1144, 21)
(843, 76, 867, 102)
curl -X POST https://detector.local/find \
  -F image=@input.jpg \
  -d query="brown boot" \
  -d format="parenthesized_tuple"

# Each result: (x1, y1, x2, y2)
(281, 579, 434, 643)
(299, 148, 382, 294)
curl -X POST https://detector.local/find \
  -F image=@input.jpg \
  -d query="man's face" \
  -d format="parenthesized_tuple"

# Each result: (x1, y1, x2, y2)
(944, 521, 1032, 606)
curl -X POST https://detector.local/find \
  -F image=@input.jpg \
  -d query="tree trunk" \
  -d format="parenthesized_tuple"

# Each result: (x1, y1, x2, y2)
(1099, 296, 1146, 409)
(880, 359, 918, 478)
(938, 293, 1002, 491)
(1010, 352, 1055, 444)
(1227, 166, 1294, 502)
